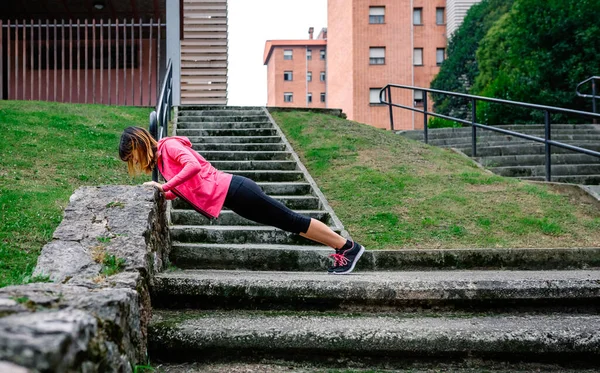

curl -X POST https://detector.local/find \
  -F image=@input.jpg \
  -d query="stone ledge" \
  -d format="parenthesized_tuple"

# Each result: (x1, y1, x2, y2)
(0, 186, 170, 373)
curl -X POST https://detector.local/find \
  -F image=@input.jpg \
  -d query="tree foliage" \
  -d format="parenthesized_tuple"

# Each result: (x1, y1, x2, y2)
(473, 0, 600, 124)
(430, 0, 514, 120)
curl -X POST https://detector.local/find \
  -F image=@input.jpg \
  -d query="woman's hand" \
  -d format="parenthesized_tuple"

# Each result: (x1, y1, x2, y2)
(143, 181, 164, 193)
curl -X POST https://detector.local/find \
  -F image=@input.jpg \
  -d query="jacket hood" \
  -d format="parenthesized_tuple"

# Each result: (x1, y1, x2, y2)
(157, 136, 192, 155)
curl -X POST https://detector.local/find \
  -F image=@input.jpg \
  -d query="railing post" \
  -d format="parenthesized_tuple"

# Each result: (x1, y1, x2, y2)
(423, 90, 428, 144)
(387, 86, 394, 131)
(149, 111, 158, 182)
(544, 110, 552, 182)
(593, 79, 597, 125)
(472, 98, 477, 158)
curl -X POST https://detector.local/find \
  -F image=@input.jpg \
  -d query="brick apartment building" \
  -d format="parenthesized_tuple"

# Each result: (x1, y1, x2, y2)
(264, 0, 450, 130)
(263, 27, 328, 108)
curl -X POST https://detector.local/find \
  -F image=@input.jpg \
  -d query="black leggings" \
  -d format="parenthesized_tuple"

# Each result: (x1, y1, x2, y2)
(223, 175, 312, 234)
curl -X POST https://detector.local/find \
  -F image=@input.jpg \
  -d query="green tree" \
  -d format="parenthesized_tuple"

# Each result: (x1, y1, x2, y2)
(473, 0, 600, 124)
(430, 0, 514, 121)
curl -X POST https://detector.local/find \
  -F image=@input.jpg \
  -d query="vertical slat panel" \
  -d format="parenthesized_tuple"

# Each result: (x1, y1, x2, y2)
(5, 21, 9, 100)
(0, 20, 3, 100)
(22, 19, 26, 101)
(53, 19, 57, 101)
(131, 19, 134, 105)
(15, 20, 19, 100)
(61, 19, 65, 102)
(116, 19, 119, 105)
(100, 19, 104, 104)
(148, 18, 153, 106)
(69, 19, 73, 102)
(92, 19, 96, 104)
(124, 18, 127, 105)
(139, 19, 143, 106)
(46, 21, 49, 101)
(38, 21, 42, 101)
(84, 19, 88, 103)
(108, 19, 111, 105)
(30, 19, 34, 100)
(157, 18, 160, 101)
(77, 20, 80, 102)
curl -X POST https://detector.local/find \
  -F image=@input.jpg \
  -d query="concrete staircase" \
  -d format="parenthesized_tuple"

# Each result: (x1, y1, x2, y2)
(148, 109, 600, 370)
(399, 124, 600, 185)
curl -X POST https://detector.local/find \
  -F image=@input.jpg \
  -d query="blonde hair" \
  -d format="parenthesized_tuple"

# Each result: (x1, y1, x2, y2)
(119, 127, 157, 175)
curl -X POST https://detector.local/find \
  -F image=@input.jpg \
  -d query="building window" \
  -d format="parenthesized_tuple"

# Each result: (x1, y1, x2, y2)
(307, 71, 312, 82)
(413, 8, 423, 25)
(436, 8, 445, 25)
(369, 47, 385, 65)
(320, 93, 326, 103)
(414, 48, 423, 66)
(436, 48, 445, 65)
(320, 50, 326, 60)
(284, 71, 293, 81)
(284, 50, 293, 60)
(414, 90, 424, 106)
(307, 49, 312, 60)
(370, 88, 386, 104)
(320, 71, 326, 81)
(307, 93, 313, 104)
(369, 7, 385, 24)
(284, 92, 293, 102)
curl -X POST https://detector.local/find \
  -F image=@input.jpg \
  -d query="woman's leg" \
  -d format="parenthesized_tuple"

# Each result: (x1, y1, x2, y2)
(300, 218, 346, 249)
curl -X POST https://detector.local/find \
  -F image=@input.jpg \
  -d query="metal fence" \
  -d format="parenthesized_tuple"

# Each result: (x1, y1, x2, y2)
(380, 84, 600, 182)
(0, 19, 166, 106)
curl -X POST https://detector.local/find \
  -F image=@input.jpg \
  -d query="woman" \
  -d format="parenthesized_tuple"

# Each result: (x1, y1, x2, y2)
(119, 126, 364, 274)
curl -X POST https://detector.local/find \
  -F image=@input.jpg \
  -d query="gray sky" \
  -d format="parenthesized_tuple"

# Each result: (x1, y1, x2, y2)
(227, 0, 327, 106)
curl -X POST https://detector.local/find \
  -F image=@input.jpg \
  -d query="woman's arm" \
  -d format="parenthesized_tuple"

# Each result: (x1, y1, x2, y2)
(161, 141, 202, 193)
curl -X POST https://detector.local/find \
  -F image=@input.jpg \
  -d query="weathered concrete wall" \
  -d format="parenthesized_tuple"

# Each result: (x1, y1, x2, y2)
(0, 186, 170, 373)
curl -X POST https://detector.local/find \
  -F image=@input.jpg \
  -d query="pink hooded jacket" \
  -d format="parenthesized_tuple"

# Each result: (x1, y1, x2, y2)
(156, 136, 232, 219)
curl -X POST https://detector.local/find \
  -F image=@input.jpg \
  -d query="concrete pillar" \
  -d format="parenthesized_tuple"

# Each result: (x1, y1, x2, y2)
(166, 0, 181, 106)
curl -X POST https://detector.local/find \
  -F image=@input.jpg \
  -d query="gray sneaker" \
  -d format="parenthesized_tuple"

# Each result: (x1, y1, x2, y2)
(328, 242, 365, 275)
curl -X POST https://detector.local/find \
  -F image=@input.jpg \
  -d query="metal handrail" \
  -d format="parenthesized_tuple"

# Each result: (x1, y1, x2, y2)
(576, 76, 599, 114)
(380, 84, 600, 182)
(149, 59, 173, 182)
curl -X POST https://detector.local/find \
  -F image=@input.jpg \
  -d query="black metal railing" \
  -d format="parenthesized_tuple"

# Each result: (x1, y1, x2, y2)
(576, 76, 599, 115)
(149, 58, 173, 182)
(380, 84, 600, 182)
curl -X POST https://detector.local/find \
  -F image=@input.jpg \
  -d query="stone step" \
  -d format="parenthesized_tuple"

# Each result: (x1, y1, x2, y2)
(225, 170, 305, 182)
(200, 151, 292, 161)
(172, 195, 321, 211)
(176, 128, 278, 137)
(167, 246, 600, 272)
(178, 105, 263, 111)
(400, 124, 600, 138)
(170, 210, 329, 226)
(151, 269, 600, 311)
(192, 143, 287, 152)
(176, 121, 273, 129)
(179, 115, 269, 123)
(403, 128, 600, 141)
(186, 136, 282, 144)
(490, 164, 600, 177)
(520, 175, 600, 185)
(170, 226, 339, 245)
(209, 160, 298, 171)
(170, 243, 332, 270)
(459, 143, 600, 157)
(178, 109, 265, 117)
(148, 310, 600, 365)
(430, 136, 600, 147)
(478, 153, 600, 167)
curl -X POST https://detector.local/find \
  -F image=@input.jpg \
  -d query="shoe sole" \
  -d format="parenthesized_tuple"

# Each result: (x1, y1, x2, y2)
(331, 245, 365, 275)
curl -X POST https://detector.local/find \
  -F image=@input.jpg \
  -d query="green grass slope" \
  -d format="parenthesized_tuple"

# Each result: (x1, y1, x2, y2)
(0, 101, 150, 287)
(272, 111, 600, 250)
